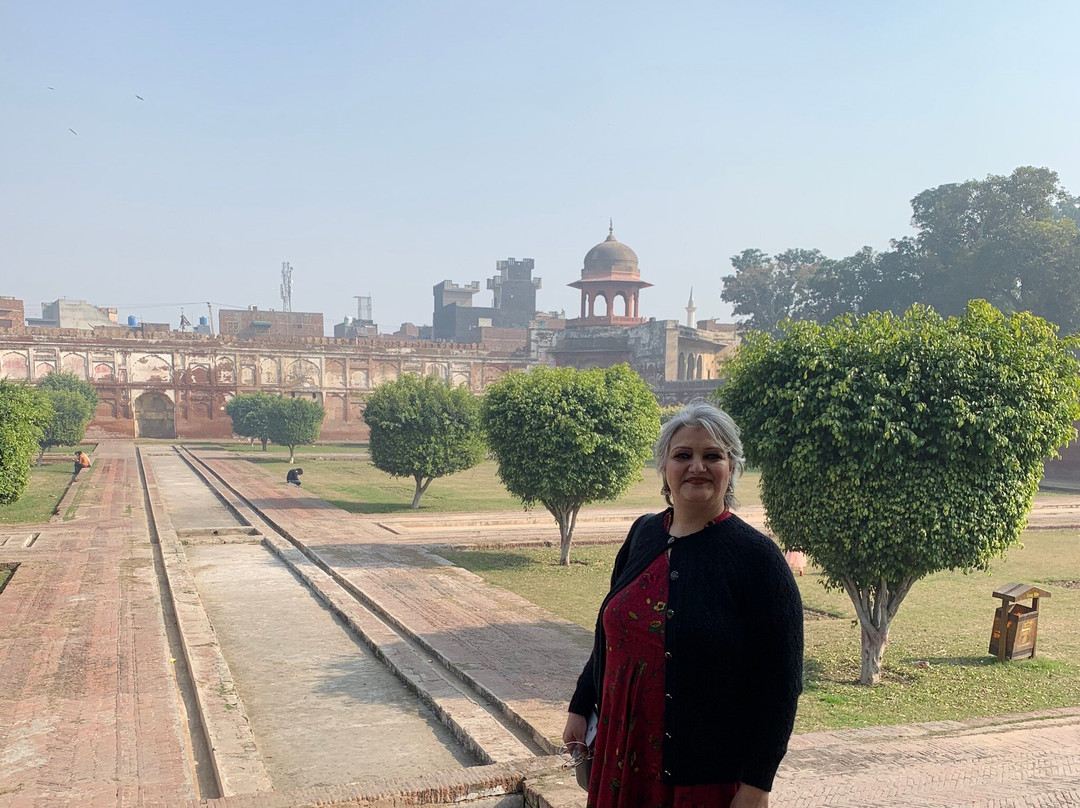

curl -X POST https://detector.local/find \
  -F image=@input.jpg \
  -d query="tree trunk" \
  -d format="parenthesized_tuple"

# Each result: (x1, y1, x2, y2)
(249, 437, 255, 446)
(411, 476, 433, 509)
(260, 438, 268, 451)
(36, 449, 44, 466)
(840, 575, 917, 686)
(288, 446, 295, 463)
(553, 506, 580, 566)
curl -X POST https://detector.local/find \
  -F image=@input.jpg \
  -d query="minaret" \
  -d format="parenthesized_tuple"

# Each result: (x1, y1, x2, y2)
(686, 287, 696, 327)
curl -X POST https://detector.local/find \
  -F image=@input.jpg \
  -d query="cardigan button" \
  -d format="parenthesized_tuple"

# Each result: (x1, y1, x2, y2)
(669, 570, 679, 580)
(664, 769, 671, 777)
(667, 536, 675, 545)
(664, 651, 671, 659)
(665, 692, 672, 699)
(666, 608, 675, 619)
(665, 732, 671, 738)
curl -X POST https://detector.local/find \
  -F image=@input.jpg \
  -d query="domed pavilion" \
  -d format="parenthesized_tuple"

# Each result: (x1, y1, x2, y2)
(568, 222, 652, 325)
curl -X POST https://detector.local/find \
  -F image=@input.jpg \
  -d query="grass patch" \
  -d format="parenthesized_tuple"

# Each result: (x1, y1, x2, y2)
(441, 528, 1080, 732)
(0, 462, 75, 525)
(237, 456, 763, 515)
(0, 566, 13, 592)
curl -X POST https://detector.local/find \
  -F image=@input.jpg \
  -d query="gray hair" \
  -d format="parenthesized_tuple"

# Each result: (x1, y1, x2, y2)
(655, 398, 746, 510)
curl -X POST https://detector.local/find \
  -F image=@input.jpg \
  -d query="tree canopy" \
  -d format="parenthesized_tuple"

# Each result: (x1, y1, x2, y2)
(482, 364, 660, 565)
(38, 371, 99, 411)
(363, 374, 486, 508)
(265, 396, 325, 462)
(226, 392, 275, 450)
(719, 301, 1080, 684)
(722, 167, 1080, 335)
(0, 381, 53, 504)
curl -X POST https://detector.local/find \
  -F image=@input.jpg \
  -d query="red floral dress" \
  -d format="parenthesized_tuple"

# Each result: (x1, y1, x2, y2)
(587, 513, 738, 808)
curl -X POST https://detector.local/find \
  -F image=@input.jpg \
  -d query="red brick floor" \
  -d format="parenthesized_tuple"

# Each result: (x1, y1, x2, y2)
(0, 442, 195, 808)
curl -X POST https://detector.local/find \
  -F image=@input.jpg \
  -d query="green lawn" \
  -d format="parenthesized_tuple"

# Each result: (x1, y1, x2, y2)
(233, 455, 763, 515)
(440, 527, 1080, 733)
(0, 461, 76, 525)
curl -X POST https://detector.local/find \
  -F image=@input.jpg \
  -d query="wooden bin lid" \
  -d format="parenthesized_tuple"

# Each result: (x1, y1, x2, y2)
(992, 582, 1052, 603)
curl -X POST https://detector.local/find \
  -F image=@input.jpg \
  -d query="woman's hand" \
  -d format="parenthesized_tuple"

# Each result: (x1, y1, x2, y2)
(731, 783, 769, 808)
(562, 712, 588, 758)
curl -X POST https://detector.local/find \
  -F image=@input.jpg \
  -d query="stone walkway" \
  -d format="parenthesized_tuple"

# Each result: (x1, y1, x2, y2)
(0, 442, 196, 808)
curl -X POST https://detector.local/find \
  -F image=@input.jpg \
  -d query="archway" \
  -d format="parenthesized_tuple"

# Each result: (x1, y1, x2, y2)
(133, 392, 176, 439)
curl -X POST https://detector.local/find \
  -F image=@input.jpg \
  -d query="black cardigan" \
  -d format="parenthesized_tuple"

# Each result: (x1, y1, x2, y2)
(569, 511, 803, 792)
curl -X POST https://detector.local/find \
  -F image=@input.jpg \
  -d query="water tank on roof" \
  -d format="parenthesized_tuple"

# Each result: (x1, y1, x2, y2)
(199, 316, 208, 326)
(127, 315, 138, 326)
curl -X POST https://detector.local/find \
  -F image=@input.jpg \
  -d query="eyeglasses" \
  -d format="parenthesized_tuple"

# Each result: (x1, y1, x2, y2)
(559, 740, 593, 770)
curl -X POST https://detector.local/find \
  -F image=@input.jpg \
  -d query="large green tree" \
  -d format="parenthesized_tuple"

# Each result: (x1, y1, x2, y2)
(363, 374, 485, 509)
(719, 301, 1080, 685)
(720, 248, 825, 335)
(0, 381, 53, 504)
(37, 389, 94, 462)
(226, 392, 275, 450)
(722, 167, 1080, 335)
(482, 364, 660, 565)
(265, 396, 325, 463)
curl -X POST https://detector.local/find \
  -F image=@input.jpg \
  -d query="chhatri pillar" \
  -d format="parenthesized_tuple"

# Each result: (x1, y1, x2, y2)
(567, 222, 653, 326)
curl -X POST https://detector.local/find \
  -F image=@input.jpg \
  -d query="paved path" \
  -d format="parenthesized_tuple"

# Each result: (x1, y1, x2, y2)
(0, 442, 196, 808)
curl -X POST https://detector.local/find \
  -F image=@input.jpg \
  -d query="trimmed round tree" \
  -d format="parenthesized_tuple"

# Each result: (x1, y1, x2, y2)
(482, 364, 660, 565)
(719, 301, 1080, 684)
(38, 371, 99, 411)
(363, 374, 486, 509)
(265, 396, 326, 463)
(226, 391, 275, 450)
(38, 389, 94, 463)
(0, 381, 53, 504)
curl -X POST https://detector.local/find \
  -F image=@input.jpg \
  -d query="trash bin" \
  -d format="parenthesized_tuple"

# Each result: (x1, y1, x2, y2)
(989, 583, 1051, 662)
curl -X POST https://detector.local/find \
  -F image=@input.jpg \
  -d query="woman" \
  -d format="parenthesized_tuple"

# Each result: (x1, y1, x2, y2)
(563, 400, 803, 808)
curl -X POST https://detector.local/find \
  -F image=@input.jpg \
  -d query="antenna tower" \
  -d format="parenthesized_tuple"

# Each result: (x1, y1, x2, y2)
(280, 261, 294, 312)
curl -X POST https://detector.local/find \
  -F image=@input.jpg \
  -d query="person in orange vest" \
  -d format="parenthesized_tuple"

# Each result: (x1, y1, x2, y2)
(73, 451, 92, 475)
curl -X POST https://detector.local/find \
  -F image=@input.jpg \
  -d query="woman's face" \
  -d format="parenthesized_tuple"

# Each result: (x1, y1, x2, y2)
(662, 424, 732, 514)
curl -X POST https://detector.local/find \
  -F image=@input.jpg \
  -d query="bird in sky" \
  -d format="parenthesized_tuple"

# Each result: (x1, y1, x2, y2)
(68, 128, 77, 135)
(135, 94, 144, 100)
(47, 86, 54, 90)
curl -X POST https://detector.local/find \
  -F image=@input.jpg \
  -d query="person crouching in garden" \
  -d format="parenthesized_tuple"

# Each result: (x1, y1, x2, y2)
(286, 467, 303, 486)
(563, 399, 804, 808)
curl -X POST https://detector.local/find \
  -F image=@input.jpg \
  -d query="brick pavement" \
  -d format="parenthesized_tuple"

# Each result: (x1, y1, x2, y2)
(0, 442, 196, 808)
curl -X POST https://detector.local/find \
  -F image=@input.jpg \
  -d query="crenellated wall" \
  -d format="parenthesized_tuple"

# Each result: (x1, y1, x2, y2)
(0, 329, 529, 442)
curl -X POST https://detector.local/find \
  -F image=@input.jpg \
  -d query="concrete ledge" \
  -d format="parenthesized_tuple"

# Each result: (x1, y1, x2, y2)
(175, 756, 564, 808)
(262, 533, 537, 765)
(139, 448, 273, 796)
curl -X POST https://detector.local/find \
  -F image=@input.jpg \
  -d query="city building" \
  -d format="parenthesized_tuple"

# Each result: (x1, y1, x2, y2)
(217, 306, 323, 340)
(26, 298, 119, 330)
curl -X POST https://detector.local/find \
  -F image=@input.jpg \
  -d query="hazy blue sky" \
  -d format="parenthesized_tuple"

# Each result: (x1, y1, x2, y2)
(3, 1, 1079, 334)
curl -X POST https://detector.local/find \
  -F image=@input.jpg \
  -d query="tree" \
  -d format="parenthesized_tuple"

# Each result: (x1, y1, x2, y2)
(721, 167, 1080, 335)
(363, 374, 485, 509)
(265, 396, 325, 463)
(910, 167, 1080, 331)
(718, 301, 1080, 685)
(482, 364, 660, 565)
(0, 381, 53, 504)
(38, 390, 94, 462)
(720, 248, 825, 335)
(38, 371, 99, 411)
(226, 392, 275, 450)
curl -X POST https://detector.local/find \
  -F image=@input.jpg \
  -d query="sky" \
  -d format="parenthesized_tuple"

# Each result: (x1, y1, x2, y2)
(3, 1, 1080, 335)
